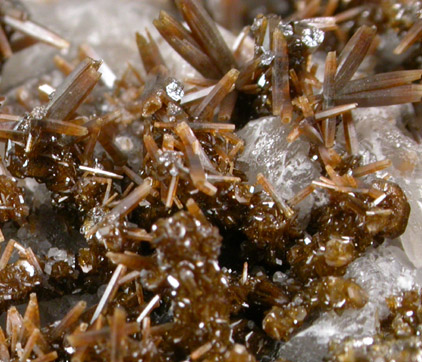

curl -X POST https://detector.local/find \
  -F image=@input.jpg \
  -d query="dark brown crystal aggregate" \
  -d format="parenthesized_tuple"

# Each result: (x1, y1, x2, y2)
(0, 0, 419, 361)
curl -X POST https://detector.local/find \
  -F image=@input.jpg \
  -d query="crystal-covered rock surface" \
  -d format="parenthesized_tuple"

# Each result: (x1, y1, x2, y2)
(276, 241, 420, 361)
(239, 107, 422, 361)
(350, 106, 422, 269)
(4, 2, 422, 361)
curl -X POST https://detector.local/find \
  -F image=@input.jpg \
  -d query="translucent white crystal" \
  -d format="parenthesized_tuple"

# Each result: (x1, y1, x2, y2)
(18, 178, 51, 208)
(47, 247, 69, 261)
(300, 27, 324, 49)
(237, 116, 321, 217)
(115, 136, 134, 152)
(166, 79, 185, 102)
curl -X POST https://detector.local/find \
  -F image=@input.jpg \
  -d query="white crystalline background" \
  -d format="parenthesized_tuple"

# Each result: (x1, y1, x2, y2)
(3, 0, 196, 90)
(238, 116, 321, 222)
(8, 0, 245, 92)
(238, 116, 321, 199)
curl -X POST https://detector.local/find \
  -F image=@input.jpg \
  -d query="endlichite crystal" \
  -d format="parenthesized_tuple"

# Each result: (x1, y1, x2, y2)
(150, 210, 233, 358)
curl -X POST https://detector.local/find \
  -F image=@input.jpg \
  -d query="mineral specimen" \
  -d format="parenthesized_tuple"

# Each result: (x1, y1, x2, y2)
(0, 0, 420, 361)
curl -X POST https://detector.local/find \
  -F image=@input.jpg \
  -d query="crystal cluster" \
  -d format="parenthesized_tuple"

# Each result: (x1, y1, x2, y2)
(0, 0, 420, 361)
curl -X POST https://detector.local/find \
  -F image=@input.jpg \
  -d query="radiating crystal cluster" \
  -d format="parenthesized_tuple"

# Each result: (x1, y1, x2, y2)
(0, 0, 420, 361)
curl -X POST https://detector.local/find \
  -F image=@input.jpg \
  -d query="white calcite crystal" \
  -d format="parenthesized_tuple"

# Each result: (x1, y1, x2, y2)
(237, 116, 321, 219)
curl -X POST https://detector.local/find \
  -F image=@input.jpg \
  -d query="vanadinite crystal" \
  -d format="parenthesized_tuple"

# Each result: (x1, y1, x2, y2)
(0, 0, 422, 361)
